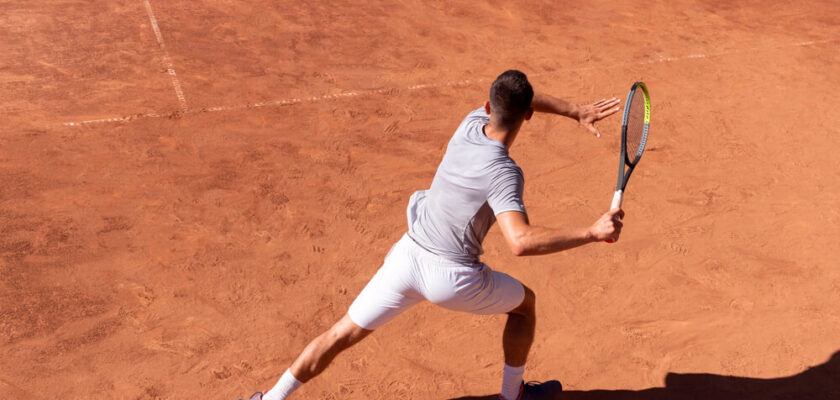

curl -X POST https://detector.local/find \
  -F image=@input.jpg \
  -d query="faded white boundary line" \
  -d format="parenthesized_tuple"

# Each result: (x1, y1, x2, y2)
(62, 37, 837, 127)
(643, 38, 838, 64)
(143, 0, 188, 112)
(63, 113, 162, 126)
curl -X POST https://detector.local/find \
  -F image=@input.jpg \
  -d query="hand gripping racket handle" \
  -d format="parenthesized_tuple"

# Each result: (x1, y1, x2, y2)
(605, 190, 623, 243)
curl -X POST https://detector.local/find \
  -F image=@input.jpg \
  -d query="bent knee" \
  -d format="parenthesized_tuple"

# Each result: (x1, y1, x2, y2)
(509, 285, 535, 316)
(521, 285, 535, 309)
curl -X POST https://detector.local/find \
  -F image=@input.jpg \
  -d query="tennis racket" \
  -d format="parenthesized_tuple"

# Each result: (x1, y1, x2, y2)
(606, 81, 651, 243)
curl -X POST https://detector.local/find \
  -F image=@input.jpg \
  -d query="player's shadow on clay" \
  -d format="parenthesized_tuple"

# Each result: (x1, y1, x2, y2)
(449, 350, 839, 400)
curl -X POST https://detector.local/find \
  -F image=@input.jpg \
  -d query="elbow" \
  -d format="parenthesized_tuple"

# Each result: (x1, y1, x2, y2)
(510, 240, 528, 257)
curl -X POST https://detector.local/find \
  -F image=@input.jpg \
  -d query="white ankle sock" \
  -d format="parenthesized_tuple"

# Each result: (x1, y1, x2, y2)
(263, 369, 303, 400)
(500, 363, 525, 400)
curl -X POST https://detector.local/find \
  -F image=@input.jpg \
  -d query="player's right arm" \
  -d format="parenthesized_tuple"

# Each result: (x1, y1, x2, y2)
(495, 209, 623, 256)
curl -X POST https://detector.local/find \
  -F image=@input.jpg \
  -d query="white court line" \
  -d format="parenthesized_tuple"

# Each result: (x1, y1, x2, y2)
(143, 0, 188, 113)
(61, 37, 837, 127)
(63, 113, 162, 126)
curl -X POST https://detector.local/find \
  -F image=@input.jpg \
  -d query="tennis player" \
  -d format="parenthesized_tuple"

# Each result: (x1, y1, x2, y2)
(258, 70, 623, 400)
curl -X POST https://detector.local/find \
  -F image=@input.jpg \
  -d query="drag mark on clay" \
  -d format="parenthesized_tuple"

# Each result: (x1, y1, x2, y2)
(143, 0, 188, 113)
(60, 37, 838, 127)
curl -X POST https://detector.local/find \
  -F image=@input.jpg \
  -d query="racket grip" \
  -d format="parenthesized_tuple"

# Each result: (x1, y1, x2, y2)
(610, 189, 624, 210)
(606, 190, 623, 243)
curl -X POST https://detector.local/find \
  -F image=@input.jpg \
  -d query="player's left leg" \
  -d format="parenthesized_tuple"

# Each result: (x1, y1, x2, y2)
(261, 315, 370, 400)
(289, 314, 372, 382)
(262, 235, 424, 400)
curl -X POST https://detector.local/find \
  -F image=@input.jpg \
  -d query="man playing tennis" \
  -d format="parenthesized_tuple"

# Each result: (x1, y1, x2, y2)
(259, 70, 623, 400)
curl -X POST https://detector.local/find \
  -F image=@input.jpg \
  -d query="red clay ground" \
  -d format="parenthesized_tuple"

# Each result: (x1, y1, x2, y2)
(2, 0, 840, 399)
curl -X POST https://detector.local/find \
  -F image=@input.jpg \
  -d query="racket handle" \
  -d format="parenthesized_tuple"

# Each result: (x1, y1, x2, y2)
(610, 189, 624, 210)
(606, 190, 623, 243)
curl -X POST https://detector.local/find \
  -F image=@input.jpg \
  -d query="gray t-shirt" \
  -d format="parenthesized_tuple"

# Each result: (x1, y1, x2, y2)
(406, 107, 527, 264)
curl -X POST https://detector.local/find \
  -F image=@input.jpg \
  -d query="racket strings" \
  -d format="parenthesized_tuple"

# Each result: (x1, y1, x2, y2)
(624, 91, 647, 164)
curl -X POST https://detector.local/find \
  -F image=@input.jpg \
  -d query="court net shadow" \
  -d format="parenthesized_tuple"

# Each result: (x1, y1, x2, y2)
(448, 350, 839, 400)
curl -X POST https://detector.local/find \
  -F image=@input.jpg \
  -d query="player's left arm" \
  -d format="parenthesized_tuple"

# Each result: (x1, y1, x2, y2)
(532, 92, 621, 137)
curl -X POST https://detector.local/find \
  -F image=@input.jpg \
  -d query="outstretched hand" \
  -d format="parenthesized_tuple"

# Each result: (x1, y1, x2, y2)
(578, 97, 621, 138)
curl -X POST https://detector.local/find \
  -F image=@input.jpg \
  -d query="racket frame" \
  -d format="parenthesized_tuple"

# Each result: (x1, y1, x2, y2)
(611, 81, 651, 209)
(607, 81, 650, 243)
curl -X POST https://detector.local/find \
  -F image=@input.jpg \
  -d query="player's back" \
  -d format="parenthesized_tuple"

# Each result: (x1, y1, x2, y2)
(406, 107, 526, 264)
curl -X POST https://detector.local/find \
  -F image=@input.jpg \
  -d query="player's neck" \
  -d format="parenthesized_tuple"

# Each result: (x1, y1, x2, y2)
(483, 123, 519, 149)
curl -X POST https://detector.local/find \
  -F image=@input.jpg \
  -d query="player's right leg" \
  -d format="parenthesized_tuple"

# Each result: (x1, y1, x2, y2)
(410, 258, 558, 400)
(499, 286, 535, 400)
(503, 285, 535, 368)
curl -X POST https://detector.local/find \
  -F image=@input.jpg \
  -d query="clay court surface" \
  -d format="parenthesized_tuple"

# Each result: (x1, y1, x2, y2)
(2, 0, 840, 398)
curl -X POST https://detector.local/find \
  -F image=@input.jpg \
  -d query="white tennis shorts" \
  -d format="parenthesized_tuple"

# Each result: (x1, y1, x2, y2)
(348, 234, 526, 330)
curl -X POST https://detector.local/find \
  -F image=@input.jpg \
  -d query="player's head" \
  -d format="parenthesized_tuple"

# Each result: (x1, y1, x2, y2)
(487, 70, 534, 128)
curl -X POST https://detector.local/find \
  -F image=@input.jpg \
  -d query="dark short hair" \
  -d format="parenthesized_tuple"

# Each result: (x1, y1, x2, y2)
(489, 70, 534, 126)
